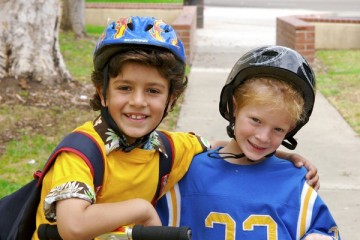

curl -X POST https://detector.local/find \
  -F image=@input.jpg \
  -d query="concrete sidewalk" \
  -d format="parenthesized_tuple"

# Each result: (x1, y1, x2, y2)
(176, 6, 360, 239)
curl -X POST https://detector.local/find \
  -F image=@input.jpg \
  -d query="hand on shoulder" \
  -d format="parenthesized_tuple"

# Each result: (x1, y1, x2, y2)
(303, 233, 336, 240)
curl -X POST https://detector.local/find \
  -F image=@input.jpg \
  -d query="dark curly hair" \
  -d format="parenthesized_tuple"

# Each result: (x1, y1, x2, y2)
(90, 48, 187, 112)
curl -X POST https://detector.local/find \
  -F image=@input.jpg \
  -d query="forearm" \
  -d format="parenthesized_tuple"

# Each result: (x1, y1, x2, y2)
(57, 198, 161, 240)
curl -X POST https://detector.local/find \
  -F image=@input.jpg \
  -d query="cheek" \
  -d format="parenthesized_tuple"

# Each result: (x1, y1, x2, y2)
(270, 142, 282, 152)
(271, 134, 286, 148)
(234, 120, 251, 138)
(152, 98, 168, 113)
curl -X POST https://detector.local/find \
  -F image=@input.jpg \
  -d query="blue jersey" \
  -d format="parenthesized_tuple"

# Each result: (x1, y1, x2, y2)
(157, 148, 340, 240)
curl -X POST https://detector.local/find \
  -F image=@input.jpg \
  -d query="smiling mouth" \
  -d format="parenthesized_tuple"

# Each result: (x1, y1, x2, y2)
(126, 114, 147, 120)
(249, 141, 266, 151)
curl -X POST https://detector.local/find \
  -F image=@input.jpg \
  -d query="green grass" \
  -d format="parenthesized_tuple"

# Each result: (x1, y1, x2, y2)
(0, 135, 55, 184)
(0, 105, 98, 198)
(0, 179, 23, 196)
(59, 25, 103, 83)
(315, 50, 360, 134)
(86, 25, 106, 35)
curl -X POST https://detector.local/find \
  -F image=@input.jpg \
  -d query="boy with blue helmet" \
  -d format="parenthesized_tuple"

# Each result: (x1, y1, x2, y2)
(33, 16, 209, 240)
(33, 17, 319, 239)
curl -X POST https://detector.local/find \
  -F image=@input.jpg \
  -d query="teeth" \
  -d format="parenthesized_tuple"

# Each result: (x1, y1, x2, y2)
(128, 114, 145, 119)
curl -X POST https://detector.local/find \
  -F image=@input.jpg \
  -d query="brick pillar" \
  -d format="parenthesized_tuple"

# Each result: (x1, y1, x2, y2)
(276, 16, 315, 64)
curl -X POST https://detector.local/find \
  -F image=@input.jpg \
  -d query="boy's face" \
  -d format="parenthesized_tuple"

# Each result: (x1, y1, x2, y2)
(100, 62, 171, 144)
(233, 102, 294, 161)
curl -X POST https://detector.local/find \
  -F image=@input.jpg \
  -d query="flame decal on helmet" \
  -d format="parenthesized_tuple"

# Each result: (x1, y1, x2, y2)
(149, 20, 165, 42)
(171, 37, 179, 48)
(114, 17, 131, 39)
(95, 32, 106, 50)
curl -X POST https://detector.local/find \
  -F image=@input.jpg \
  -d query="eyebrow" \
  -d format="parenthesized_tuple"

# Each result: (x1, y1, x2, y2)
(112, 78, 168, 89)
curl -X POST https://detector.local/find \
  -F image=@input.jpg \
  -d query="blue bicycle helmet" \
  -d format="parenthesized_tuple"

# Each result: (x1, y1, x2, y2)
(94, 16, 186, 71)
(219, 45, 316, 150)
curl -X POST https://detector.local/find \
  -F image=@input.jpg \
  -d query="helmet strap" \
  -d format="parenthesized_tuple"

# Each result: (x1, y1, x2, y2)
(226, 124, 235, 138)
(207, 151, 245, 159)
(208, 149, 276, 163)
(281, 136, 298, 150)
(161, 81, 173, 120)
(226, 86, 236, 138)
(100, 64, 123, 138)
(102, 64, 109, 104)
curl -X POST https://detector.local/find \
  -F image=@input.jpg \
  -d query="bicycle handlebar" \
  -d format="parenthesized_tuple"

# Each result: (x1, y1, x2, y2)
(131, 225, 192, 240)
(38, 224, 62, 240)
(38, 224, 192, 240)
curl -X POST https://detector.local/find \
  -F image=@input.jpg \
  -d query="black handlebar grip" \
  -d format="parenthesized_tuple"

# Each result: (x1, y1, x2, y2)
(38, 224, 63, 240)
(131, 225, 192, 240)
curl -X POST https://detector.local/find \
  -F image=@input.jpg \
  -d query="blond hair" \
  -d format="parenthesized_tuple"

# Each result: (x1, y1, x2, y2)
(234, 77, 305, 125)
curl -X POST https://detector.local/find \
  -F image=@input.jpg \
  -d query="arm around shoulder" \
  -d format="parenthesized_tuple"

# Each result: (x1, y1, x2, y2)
(275, 150, 320, 191)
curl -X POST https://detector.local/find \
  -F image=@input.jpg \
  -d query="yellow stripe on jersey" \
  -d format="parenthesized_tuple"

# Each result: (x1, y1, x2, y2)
(297, 183, 317, 239)
(166, 184, 181, 227)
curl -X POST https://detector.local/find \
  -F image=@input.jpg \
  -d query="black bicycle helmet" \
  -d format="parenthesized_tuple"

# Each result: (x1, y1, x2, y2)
(219, 45, 316, 150)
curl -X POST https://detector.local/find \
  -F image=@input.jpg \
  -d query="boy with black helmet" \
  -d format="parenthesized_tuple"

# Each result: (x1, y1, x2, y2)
(158, 46, 340, 240)
(220, 45, 316, 150)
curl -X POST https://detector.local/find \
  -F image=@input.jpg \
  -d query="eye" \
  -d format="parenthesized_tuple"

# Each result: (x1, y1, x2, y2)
(274, 127, 285, 133)
(251, 117, 260, 124)
(147, 88, 161, 94)
(117, 85, 131, 91)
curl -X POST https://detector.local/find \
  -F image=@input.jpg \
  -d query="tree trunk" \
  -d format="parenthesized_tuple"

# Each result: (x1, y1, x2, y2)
(61, 0, 86, 39)
(0, 0, 71, 84)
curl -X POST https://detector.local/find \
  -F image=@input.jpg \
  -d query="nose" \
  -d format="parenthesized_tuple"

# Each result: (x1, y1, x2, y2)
(255, 127, 271, 143)
(129, 90, 147, 107)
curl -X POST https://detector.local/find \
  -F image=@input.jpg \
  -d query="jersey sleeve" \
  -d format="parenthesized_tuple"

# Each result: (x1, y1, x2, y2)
(41, 151, 96, 222)
(161, 131, 210, 194)
(156, 184, 181, 227)
(297, 183, 341, 239)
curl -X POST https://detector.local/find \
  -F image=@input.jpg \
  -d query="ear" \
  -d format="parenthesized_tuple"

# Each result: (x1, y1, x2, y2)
(166, 95, 177, 113)
(97, 87, 107, 107)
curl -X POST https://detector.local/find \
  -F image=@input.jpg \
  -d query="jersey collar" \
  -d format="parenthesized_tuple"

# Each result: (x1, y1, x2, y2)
(93, 115, 167, 156)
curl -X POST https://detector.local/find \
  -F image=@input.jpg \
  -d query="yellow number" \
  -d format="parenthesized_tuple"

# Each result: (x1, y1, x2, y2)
(205, 212, 236, 240)
(243, 215, 278, 240)
(205, 213, 278, 239)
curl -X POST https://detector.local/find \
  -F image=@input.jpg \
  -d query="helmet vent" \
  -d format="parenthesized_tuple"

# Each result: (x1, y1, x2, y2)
(263, 50, 278, 57)
(145, 24, 153, 32)
(127, 22, 134, 30)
